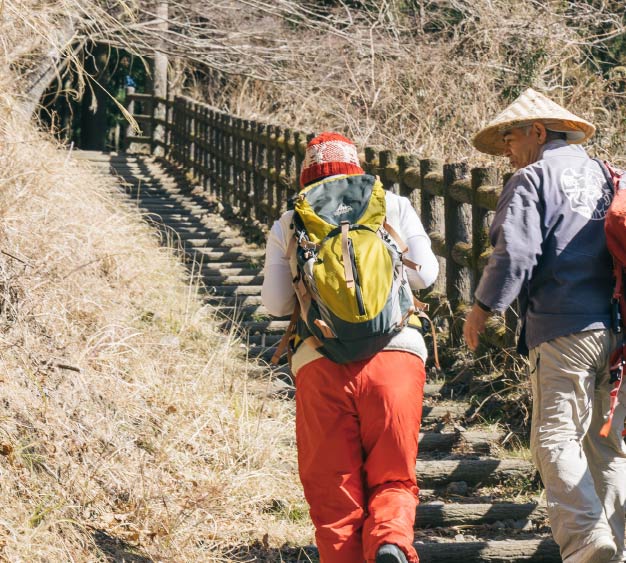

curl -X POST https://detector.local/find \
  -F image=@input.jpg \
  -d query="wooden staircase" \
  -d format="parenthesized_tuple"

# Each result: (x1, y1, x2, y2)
(78, 151, 562, 562)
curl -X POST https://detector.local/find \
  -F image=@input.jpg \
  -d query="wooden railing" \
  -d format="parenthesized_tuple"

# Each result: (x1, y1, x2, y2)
(126, 92, 516, 348)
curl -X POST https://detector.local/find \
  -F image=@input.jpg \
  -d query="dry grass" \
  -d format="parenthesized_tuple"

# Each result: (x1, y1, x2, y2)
(190, 1, 626, 166)
(0, 67, 311, 560)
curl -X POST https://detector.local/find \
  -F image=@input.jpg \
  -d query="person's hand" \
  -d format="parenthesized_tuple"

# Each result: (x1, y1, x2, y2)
(463, 303, 491, 351)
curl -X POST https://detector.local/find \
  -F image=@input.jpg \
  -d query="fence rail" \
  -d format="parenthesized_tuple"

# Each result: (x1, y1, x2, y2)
(127, 92, 515, 349)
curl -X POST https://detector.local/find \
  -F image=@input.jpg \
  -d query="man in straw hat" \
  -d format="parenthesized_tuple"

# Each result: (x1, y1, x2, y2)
(464, 87, 626, 562)
(262, 132, 439, 563)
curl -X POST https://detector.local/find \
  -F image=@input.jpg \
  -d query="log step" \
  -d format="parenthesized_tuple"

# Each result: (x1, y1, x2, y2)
(183, 236, 246, 247)
(205, 284, 263, 297)
(415, 501, 547, 527)
(300, 537, 560, 562)
(416, 458, 534, 487)
(201, 266, 262, 277)
(203, 274, 264, 285)
(418, 429, 500, 454)
(414, 537, 559, 562)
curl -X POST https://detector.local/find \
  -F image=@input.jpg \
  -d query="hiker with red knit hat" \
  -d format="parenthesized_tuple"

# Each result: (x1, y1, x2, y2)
(262, 132, 439, 563)
(463, 88, 626, 563)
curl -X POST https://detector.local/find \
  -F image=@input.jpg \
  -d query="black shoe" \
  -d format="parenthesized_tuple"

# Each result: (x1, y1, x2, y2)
(375, 543, 408, 563)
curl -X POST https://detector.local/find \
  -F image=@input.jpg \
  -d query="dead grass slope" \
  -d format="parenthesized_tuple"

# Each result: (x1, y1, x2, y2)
(0, 75, 310, 561)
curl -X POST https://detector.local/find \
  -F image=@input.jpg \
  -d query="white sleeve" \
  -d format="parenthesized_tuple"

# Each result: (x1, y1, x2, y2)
(397, 197, 439, 290)
(261, 217, 297, 317)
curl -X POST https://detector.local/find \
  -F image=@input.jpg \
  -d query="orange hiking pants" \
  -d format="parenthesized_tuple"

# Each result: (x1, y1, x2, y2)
(295, 350, 425, 563)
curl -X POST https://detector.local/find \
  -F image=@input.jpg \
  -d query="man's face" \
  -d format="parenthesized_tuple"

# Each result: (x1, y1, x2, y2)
(502, 123, 545, 169)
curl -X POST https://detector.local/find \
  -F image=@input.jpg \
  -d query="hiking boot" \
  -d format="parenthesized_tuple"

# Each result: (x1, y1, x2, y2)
(563, 536, 617, 563)
(375, 543, 408, 563)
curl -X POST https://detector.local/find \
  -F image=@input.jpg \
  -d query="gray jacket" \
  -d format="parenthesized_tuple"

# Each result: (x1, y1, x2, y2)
(475, 140, 614, 351)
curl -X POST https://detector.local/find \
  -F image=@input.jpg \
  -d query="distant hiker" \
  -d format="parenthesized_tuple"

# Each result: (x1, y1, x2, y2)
(261, 132, 439, 563)
(463, 87, 626, 563)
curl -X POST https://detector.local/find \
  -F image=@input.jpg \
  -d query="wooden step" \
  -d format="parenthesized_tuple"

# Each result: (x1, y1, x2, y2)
(205, 284, 263, 297)
(416, 458, 534, 487)
(414, 537, 559, 562)
(185, 250, 258, 263)
(301, 536, 560, 562)
(183, 236, 246, 247)
(418, 429, 500, 454)
(131, 204, 206, 215)
(203, 274, 264, 285)
(201, 265, 262, 276)
(416, 501, 547, 527)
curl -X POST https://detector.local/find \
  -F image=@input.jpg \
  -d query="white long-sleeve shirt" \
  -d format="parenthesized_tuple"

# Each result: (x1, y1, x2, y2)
(262, 190, 439, 372)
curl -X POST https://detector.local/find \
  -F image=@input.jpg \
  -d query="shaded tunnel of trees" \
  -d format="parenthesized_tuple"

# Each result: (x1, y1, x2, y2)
(38, 44, 148, 151)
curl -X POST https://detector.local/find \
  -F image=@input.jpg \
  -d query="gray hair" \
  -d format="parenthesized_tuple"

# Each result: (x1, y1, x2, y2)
(519, 123, 566, 141)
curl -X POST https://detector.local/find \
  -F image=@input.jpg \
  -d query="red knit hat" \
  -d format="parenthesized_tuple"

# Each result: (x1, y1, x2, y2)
(300, 132, 364, 188)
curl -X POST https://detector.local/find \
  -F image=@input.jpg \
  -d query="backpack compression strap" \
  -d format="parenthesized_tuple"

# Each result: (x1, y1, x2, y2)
(383, 220, 421, 271)
(270, 303, 300, 366)
(340, 222, 355, 289)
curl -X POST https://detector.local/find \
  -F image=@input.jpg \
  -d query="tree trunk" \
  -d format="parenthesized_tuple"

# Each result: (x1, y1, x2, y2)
(152, 1, 169, 155)
(80, 44, 111, 151)
(22, 19, 76, 117)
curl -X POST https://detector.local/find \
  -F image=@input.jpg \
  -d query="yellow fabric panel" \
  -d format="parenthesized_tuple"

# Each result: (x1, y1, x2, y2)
(294, 200, 332, 243)
(314, 229, 392, 322)
(359, 180, 386, 228)
(294, 175, 386, 243)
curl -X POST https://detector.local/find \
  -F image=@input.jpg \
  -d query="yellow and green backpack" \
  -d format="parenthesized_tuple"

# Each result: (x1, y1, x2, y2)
(288, 173, 420, 364)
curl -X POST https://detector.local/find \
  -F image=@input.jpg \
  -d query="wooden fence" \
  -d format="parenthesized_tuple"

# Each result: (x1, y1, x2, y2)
(126, 92, 516, 349)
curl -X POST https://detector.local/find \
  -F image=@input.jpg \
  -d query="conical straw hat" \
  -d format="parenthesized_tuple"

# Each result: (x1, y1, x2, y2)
(472, 87, 595, 156)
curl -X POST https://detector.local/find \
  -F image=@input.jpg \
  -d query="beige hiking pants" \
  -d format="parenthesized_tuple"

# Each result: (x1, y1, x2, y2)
(529, 329, 626, 561)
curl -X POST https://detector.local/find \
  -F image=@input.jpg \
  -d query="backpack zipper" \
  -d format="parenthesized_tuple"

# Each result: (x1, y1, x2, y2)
(348, 238, 366, 316)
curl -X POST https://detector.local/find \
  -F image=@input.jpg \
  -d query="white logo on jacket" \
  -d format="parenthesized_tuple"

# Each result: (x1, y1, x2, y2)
(560, 168, 612, 220)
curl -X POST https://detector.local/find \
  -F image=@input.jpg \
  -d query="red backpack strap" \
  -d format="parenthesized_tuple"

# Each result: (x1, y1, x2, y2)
(593, 158, 625, 193)
(604, 160, 626, 192)
(600, 343, 626, 438)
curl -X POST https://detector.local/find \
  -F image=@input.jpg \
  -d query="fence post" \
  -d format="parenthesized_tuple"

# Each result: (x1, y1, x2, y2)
(282, 128, 296, 205)
(266, 124, 276, 219)
(252, 123, 265, 221)
(471, 168, 497, 289)
(184, 99, 193, 171)
(171, 97, 181, 165)
(221, 113, 232, 207)
(200, 106, 209, 191)
(214, 110, 223, 199)
(444, 162, 472, 345)
(378, 149, 398, 193)
(420, 159, 446, 298)
(192, 102, 200, 182)
(243, 120, 253, 216)
(272, 125, 285, 218)
(364, 147, 378, 177)
(232, 117, 243, 211)
(398, 154, 420, 214)
(123, 85, 136, 152)
(293, 131, 307, 189)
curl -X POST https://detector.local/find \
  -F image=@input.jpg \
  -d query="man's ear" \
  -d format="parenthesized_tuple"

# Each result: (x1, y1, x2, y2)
(533, 122, 548, 144)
